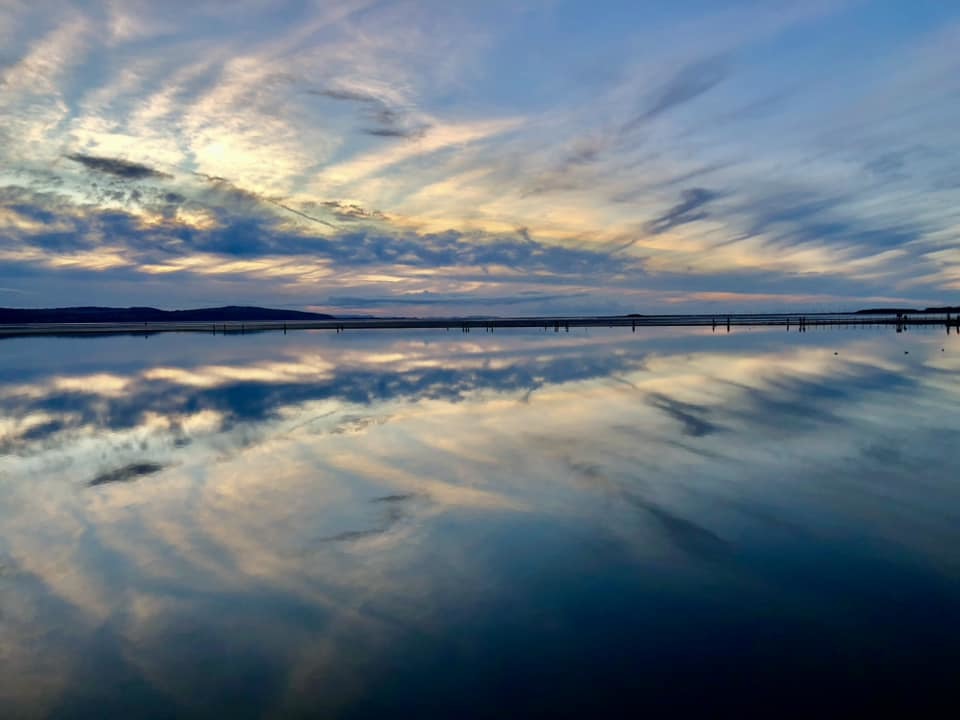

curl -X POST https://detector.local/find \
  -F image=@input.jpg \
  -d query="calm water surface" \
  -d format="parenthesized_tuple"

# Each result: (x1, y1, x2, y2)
(1, 327, 959, 717)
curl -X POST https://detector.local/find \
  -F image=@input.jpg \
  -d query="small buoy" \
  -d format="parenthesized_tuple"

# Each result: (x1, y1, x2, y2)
(834, 352, 838, 355)
(904, 351, 909, 354)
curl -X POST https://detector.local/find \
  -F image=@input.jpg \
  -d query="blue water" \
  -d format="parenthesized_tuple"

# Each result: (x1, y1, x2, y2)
(1, 326, 958, 717)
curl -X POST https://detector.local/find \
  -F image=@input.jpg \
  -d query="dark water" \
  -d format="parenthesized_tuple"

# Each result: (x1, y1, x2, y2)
(1, 327, 958, 717)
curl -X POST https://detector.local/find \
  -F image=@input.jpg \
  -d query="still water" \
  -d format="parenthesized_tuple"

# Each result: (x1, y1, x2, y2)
(1, 327, 958, 717)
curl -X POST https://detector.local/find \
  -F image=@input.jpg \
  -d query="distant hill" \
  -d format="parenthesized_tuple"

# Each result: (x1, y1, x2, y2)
(855, 307, 919, 315)
(856, 306, 959, 314)
(0, 306, 336, 324)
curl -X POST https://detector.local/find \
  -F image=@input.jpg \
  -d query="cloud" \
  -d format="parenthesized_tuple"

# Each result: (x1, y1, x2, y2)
(2, 175, 947, 314)
(310, 87, 377, 103)
(317, 201, 387, 222)
(733, 188, 927, 254)
(645, 188, 719, 235)
(646, 57, 729, 119)
(324, 291, 591, 308)
(88, 462, 166, 487)
(191, 172, 339, 229)
(65, 154, 172, 180)
(363, 126, 428, 139)
(0, 187, 633, 277)
(623, 56, 730, 133)
(0, 2, 958, 312)
(309, 85, 430, 140)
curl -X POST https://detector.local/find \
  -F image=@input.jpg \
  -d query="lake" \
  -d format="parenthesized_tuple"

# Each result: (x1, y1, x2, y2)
(1, 326, 958, 717)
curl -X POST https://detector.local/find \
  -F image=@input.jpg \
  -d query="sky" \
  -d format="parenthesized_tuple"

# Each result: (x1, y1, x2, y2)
(1, 0, 959, 316)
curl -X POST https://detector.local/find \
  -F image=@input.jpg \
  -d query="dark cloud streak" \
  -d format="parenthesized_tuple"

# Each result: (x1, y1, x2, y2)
(646, 188, 718, 235)
(623, 56, 730, 133)
(89, 462, 166, 487)
(66, 154, 172, 181)
(362, 126, 428, 139)
(318, 201, 387, 222)
(309, 85, 430, 140)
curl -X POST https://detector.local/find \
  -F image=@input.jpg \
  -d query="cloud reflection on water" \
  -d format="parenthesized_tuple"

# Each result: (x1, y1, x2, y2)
(1, 327, 959, 715)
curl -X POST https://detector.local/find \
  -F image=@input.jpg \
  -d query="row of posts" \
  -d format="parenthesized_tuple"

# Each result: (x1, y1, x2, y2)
(194, 313, 960, 337)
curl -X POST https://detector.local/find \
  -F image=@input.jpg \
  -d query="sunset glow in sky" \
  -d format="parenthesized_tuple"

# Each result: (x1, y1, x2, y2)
(2, 0, 959, 314)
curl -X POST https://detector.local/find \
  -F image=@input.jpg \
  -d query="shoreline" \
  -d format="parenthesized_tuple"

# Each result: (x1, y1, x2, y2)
(1, 312, 957, 337)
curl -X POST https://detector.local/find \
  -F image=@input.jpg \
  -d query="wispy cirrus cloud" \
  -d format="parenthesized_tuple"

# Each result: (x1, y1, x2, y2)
(623, 55, 731, 132)
(645, 188, 720, 235)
